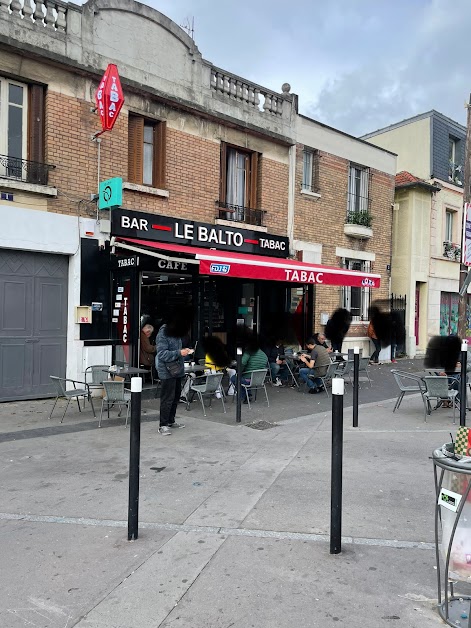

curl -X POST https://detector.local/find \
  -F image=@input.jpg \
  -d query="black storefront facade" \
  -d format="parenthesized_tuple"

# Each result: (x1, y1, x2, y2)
(81, 208, 381, 366)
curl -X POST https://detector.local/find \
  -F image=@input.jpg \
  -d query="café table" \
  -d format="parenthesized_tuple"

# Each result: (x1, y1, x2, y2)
(103, 366, 150, 382)
(277, 355, 299, 387)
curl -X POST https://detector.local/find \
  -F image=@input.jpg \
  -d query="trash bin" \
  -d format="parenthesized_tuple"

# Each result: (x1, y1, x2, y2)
(433, 444, 471, 627)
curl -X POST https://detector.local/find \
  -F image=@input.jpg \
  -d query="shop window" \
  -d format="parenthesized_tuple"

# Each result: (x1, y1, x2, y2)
(341, 259, 371, 321)
(0, 77, 46, 183)
(219, 143, 261, 224)
(440, 292, 459, 336)
(302, 148, 319, 193)
(128, 115, 166, 188)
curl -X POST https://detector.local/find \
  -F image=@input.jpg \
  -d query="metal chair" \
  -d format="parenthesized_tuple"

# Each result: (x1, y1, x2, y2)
(353, 356, 372, 387)
(49, 376, 96, 423)
(99, 380, 131, 427)
(423, 376, 459, 423)
(84, 364, 109, 397)
(316, 362, 341, 397)
(186, 372, 226, 417)
(391, 370, 426, 413)
(239, 369, 269, 410)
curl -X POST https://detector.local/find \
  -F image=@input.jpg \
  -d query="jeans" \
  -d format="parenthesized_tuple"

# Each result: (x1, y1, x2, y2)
(230, 373, 251, 400)
(269, 362, 289, 382)
(370, 338, 381, 363)
(299, 367, 321, 389)
(159, 377, 182, 426)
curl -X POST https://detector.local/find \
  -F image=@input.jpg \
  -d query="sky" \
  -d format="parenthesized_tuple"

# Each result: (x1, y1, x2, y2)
(87, 0, 471, 137)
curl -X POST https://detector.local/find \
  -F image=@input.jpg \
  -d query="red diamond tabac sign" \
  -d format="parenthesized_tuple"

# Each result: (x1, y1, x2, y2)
(95, 64, 124, 133)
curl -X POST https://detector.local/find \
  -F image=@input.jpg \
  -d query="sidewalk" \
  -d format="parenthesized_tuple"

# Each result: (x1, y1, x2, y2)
(0, 374, 458, 627)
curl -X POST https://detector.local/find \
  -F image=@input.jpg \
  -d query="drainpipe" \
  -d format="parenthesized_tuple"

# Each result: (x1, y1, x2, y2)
(287, 144, 296, 256)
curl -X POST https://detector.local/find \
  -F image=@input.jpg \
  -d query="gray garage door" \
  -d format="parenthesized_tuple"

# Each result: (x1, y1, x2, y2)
(0, 249, 68, 401)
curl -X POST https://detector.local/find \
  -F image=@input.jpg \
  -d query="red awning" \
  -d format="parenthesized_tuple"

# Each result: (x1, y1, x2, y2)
(115, 237, 381, 288)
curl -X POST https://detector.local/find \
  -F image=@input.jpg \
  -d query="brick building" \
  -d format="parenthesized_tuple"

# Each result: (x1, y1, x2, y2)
(0, 0, 394, 400)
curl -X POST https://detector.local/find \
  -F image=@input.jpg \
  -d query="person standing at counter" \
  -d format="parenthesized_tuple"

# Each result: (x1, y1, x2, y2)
(156, 306, 193, 435)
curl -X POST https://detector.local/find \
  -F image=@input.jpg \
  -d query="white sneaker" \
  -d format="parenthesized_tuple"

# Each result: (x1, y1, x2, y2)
(159, 426, 172, 435)
(227, 385, 235, 396)
(273, 377, 283, 387)
(215, 390, 222, 399)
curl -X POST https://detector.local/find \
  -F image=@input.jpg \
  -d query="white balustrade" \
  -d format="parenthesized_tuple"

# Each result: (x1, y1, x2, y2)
(0, 0, 68, 30)
(210, 68, 286, 116)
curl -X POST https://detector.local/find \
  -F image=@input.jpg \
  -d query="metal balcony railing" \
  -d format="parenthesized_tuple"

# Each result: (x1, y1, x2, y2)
(217, 201, 266, 227)
(443, 240, 461, 262)
(0, 154, 54, 186)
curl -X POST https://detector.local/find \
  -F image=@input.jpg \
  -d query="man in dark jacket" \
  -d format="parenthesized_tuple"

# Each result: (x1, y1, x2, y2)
(156, 307, 193, 435)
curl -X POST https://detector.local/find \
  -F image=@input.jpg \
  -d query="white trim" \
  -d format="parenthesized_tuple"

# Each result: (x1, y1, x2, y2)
(111, 238, 199, 265)
(336, 247, 376, 262)
(0, 179, 57, 196)
(122, 181, 169, 197)
(215, 218, 267, 233)
(300, 189, 321, 199)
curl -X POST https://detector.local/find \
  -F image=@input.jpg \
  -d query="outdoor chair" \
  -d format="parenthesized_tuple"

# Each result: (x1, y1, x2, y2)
(186, 372, 226, 417)
(391, 370, 426, 413)
(49, 376, 96, 423)
(99, 380, 131, 428)
(315, 362, 341, 398)
(238, 368, 269, 410)
(423, 376, 459, 424)
(333, 360, 353, 387)
(84, 364, 109, 397)
(357, 356, 372, 387)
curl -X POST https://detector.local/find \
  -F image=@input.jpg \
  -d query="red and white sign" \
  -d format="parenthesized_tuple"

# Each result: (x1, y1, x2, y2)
(463, 202, 471, 266)
(117, 238, 381, 288)
(95, 64, 124, 133)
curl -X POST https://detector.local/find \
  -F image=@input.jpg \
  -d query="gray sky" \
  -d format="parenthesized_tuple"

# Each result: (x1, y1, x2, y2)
(150, 0, 471, 136)
(92, 0, 471, 136)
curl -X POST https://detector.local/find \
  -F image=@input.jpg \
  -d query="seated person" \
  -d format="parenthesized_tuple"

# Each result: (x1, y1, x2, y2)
(230, 334, 268, 401)
(298, 337, 331, 394)
(314, 332, 332, 353)
(264, 338, 289, 386)
(140, 324, 156, 368)
(203, 336, 234, 398)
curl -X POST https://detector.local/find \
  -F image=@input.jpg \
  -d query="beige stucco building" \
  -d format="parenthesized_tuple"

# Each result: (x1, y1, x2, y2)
(363, 111, 466, 356)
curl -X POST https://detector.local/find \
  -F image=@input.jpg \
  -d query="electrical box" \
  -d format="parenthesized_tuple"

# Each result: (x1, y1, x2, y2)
(75, 305, 92, 324)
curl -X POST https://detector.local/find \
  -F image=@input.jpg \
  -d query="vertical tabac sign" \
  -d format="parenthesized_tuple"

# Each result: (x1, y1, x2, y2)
(462, 202, 471, 266)
(95, 64, 124, 134)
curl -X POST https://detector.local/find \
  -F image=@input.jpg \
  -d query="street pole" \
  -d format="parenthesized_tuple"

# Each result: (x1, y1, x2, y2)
(330, 377, 344, 555)
(352, 346, 359, 428)
(458, 94, 471, 341)
(236, 347, 242, 423)
(460, 340, 468, 427)
(128, 376, 142, 541)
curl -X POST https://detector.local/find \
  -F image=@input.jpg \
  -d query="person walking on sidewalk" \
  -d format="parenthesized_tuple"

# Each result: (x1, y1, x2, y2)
(156, 306, 193, 435)
(367, 311, 381, 365)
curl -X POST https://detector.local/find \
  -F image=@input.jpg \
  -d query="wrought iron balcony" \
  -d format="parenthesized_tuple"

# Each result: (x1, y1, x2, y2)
(0, 154, 54, 186)
(443, 240, 461, 262)
(216, 201, 266, 227)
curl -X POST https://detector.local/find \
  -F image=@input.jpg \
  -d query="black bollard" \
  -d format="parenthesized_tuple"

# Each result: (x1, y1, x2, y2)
(128, 376, 142, 541)
(330, 377, 344, 554)
(236, 347, 242, 423)
(460, 340, 468, 427)
(352, 346, 359, 428)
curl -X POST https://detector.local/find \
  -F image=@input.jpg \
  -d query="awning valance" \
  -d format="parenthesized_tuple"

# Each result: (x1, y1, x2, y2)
(113, 237, 381, 288)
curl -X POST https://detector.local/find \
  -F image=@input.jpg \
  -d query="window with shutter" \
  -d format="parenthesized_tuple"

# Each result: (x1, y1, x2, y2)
(128, 114, 166, 188)
(219, 142, 261, 225)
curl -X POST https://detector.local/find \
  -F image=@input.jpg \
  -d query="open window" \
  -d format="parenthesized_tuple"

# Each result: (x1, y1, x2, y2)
(128, 115, 166, 189)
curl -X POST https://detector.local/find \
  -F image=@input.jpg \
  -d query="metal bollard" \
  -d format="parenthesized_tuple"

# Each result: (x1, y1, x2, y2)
(352, 346, 359, 428)
(236, 347, 242, 423)
(128, 376, 142, 541)
(460, 339, 468, 427)
(330, 377, 344, 554)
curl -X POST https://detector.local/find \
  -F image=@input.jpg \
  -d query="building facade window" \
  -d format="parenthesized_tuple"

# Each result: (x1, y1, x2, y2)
(0, 77, 46, 183)
(341, 259, 371, 321)
(128, 115, 166, 188)
(219, 143, 260, 224)
(448, 136, 463, 185)
(302, 148, 319, 193)
(347, 164, 370, 214)
(445, 209, 454, 242)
